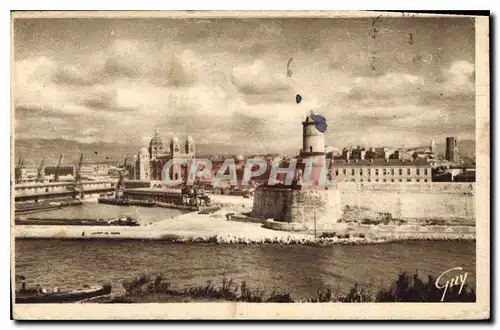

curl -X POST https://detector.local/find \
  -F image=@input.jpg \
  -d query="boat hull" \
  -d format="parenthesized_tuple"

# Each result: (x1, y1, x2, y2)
(15, 285, 112, 304)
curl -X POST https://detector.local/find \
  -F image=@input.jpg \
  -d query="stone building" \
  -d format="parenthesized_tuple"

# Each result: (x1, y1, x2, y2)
(252, 114, 342, 228)
(130, 128, 195, 182)
(331, 158, 432, 183)
(133, 148, 151, 181)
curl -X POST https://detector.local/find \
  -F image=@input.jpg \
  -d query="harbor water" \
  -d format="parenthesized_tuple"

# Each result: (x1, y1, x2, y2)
(15, 239, 475, 300)
(19, 202, 188, 225)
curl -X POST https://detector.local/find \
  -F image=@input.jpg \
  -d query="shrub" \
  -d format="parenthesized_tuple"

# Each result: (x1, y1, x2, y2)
(266, 291, 293, 303)
(319, 232, 336, 238)
(239, 281, 264, 302)
(375, 272, 476, 302)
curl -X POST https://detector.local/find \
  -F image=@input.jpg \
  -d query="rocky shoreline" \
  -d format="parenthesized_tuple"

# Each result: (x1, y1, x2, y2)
(15, 228, 475, 246)
(167, 232, 474, 245)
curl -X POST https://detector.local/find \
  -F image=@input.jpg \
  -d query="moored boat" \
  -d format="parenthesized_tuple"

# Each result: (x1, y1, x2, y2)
(15, 283, 112, 303)
(97, 197, 131, 206)
(129, 200, 157, 207)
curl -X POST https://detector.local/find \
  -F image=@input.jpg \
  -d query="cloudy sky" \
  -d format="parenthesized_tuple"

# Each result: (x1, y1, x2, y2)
(14, 15, 476, 154)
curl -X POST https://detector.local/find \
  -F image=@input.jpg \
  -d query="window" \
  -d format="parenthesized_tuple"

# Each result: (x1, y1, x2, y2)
(375, 179, 379, 182)
(351, 169, 355, 176)
(391, 169, 394, 176)
(368, 169, 371, 175)
(424, 169, 428, 175)
(310, 146, 313, 152)
(407, 168, 411, 175)
(399, 169, 402, 175)
(360, 179, 363, 182)
(416, 169, 420, 175)
(399, 179, 403, 182)
(335, 169, 339, 176)
(416, 179, 420, 182)
(407, 179, 411, 182)
(367, 179, 371, 182)
(343, 169, 346, 175)
(391, 179, 394, 182)
(424, 179, 428, 182)
(375, 169, 379, 176)
(360, 169, 363, 176)
(383, 169, 387, 175)
(383, 179, 387, 182)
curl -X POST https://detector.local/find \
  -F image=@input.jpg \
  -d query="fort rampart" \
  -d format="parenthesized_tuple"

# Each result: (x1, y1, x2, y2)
(251, 182, 475, 230)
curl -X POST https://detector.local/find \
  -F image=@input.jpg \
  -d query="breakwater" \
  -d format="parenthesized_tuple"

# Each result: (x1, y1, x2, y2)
(15, 224, 474, 244)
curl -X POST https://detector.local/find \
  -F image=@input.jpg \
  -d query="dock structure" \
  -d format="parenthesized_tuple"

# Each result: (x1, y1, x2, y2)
(122, 187, 184, 204)
(14, 180, 115, 202)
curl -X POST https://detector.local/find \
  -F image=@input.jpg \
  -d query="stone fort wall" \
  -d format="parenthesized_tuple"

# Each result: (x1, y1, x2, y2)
(337, 182, 475, 221)
(251, 187, 342, 228)
(251, 182, 475, 229)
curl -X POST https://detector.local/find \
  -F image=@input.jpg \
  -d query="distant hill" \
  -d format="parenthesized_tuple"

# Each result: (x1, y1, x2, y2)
(15, 137, 475, 167)
(14, 138, 256, 166)
(14, 138, 139, 166)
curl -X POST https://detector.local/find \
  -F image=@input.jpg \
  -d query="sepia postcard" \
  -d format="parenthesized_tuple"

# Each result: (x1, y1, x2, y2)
(11, 11, 490, 320)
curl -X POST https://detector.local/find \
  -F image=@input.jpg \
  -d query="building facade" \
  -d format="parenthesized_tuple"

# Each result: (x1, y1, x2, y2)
(331, 159, 432, 183)
(130, 128, 195, 182)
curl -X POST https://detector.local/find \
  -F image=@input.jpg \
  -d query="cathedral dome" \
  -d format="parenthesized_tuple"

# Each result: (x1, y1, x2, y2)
(149, 128, 164, 149)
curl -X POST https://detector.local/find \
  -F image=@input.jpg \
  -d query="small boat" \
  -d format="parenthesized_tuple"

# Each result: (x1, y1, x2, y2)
(107, 217, 140, 226)
(97, 197, 131, 206)
(15, 282, 112, 304)
(128, 200, 157, 207)
(156, 201, 200, 211)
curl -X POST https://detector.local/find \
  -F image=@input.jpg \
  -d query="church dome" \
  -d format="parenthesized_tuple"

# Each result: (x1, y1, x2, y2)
(149, 128, 164, 149)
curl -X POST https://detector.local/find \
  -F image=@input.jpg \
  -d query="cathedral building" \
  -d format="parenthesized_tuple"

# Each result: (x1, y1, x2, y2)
(130, 128, 195, 182)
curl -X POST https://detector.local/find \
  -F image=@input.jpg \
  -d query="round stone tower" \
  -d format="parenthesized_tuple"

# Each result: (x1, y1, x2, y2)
(300, 115, 325, 157)
(297, 115, 328, 187)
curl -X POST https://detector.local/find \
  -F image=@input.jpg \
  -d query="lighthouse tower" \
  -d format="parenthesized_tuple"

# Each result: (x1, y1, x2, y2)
(297, 115, 328, 186)
(300, 115, 325, 157)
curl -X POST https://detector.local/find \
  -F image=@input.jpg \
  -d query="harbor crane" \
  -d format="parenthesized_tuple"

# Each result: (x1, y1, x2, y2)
(114, 157, 128, 199)
(54, 155, 63, 182)
(15, 156, 24, 183)
(36, 158, 45, 183)
(72, 153, 84, 199)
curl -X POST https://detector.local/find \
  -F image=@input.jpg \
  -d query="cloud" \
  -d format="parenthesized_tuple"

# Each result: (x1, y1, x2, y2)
(442, 60, 475, 92)
(231, 59, 291, 95)
(54, 63, 97, 86)
(13, 19, 476, 153)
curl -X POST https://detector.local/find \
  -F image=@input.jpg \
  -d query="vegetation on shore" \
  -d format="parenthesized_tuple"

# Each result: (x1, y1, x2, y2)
(107, 271, 476, 303)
